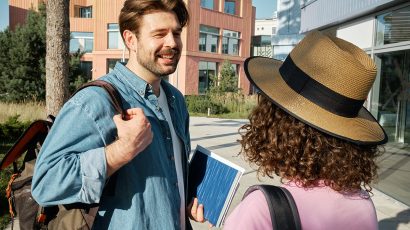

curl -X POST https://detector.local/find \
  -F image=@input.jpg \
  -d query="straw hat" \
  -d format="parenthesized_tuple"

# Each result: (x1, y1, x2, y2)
(245, 30, 387, 145)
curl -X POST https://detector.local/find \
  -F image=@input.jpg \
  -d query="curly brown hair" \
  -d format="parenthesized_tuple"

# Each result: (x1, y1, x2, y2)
(239, 95, 383, 193)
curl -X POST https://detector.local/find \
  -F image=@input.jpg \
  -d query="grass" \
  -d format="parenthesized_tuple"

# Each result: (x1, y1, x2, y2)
(0, 101, 46, 123)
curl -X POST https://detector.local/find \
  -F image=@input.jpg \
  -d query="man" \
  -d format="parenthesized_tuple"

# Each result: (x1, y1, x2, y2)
(32, 0, 203, 229)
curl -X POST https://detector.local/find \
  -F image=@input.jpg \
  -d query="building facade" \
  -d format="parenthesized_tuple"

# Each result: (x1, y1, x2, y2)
(9, 0, 255, 95)
(252, 16, 277, 58)
(272, 0, 304, 60)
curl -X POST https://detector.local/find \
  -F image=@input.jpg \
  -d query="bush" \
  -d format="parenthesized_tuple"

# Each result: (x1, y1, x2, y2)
(0, 115, 31, 144)
(185, 95, 227, 114)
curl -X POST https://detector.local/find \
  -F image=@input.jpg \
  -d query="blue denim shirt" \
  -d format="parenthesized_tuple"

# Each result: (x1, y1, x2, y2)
(32, 62, 191, 230)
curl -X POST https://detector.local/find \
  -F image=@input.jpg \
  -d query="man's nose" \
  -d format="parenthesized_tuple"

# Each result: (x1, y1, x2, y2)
(164, 33, 177, 48)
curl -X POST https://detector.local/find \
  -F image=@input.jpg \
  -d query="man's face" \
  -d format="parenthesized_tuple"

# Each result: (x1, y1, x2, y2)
(135, 11, 183, 77)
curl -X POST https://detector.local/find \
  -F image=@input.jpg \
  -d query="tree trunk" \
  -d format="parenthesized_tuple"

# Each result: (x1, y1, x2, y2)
(46, 0, 70, 116)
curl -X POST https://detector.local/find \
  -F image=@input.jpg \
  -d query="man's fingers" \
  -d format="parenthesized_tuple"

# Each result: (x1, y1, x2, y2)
(125, 108, 144, 116)
(197, 204, 205, 223)
(190, 198, 198, 218)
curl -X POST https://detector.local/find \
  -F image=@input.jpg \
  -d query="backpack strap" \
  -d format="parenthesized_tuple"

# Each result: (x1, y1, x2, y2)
(243, 185, 301, 230)
(0, 120, 52, 170)
(73, 80, 126, 119)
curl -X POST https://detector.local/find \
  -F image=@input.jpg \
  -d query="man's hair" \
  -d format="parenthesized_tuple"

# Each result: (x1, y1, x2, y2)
(119, 0, 189, 39)
(239, 94, 383, 194)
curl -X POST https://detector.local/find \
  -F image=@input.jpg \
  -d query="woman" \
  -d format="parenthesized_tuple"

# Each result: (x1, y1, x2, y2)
(224, 31, 387, 230)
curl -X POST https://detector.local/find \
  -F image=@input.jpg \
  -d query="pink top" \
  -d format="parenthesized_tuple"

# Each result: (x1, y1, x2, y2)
(223, 182, 378, 230)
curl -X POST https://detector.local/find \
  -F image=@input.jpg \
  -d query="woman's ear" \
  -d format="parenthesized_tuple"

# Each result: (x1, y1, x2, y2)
(123, 30, 137, 51)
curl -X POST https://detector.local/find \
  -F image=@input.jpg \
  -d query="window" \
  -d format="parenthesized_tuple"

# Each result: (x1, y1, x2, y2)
(80, 61, 93, 80)
(222, 30, 240, 55)
(80, 6, 92, 18)
(201, 0, 214, 10)
(74, 6, 92, 18)
(198, 61, 217, 94)
(252, 35, 273, 58)
(199, 25, 219, 53)
(272, 27, 277, 35)
(371, 51, 410, 143)
(107, 24, 125, 50)
(376, 5, 410, 46)
(70, 32, 93, 53)
(224, 0, 236, 15)
(231, 63, 238, 76)
(107, 59, 128, 73)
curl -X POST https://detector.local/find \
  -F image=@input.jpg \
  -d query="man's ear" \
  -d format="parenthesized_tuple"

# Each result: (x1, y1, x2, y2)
(123, 30, 137, 51)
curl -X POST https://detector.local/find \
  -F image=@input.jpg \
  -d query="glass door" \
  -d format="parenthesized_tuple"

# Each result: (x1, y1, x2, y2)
(372, 50, 410, 143)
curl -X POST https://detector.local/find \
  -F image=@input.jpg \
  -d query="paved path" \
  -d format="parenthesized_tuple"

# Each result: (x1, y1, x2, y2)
(189, 117, 410, 230)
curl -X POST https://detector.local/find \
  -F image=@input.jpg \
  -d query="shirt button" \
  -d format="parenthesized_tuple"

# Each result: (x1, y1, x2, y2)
(170, 156, 175, 161)
(175, 182, 178, 187)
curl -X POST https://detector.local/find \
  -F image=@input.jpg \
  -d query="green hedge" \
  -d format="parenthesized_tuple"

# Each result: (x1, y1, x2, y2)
(185, 95, 228, 115)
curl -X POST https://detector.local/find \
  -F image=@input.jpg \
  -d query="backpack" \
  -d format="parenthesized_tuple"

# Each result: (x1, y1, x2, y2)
(243, 185, 301, 230)
(0, 80, 124, 230)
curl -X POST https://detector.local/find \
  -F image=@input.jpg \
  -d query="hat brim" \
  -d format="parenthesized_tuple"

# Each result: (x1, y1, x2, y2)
(245, 56, 388, 145)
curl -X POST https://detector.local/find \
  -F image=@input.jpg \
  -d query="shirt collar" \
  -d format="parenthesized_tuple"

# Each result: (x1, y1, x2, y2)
(113, 62, 176, 107)
(113, 62, 150, 98)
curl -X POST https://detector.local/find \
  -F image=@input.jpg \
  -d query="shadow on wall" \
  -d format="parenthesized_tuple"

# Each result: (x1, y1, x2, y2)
(379, 209, 410, 230)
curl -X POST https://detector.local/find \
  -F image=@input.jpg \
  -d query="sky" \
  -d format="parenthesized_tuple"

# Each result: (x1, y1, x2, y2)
(0, 0, 8, 31)
(0, 0, 277, 31)
(253, 0, 277, 19)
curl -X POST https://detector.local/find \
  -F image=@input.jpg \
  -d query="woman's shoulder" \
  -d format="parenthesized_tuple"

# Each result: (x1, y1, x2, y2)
(283, 183, 377, 230)
(224, 190, 272, 230)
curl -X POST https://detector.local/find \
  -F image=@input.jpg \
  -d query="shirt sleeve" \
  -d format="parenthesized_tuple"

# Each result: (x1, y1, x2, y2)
(223, 190, 272, 230)
(32, 91, 112, 206)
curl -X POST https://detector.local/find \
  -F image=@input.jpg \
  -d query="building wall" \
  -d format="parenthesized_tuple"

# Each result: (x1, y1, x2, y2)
(172, 0, 254, 95)
(300, 0, 408, 32)
(8, 0, 254, 95)
(254, 18, 278, 36)
(9, 0, 41, 30)
(272, 0, 304, 60)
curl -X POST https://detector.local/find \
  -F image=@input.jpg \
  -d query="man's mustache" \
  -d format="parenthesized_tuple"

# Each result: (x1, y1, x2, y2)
(157, 49, 179, 56)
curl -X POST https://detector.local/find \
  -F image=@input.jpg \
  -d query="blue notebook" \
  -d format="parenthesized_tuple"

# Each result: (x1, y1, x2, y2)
(188, 145, 244, 227)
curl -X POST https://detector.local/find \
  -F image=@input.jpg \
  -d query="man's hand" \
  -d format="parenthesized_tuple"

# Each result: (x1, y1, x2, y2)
(105, 108, 153, 176)
(188, 198, 213, 228)
(188, 198, 204, 222)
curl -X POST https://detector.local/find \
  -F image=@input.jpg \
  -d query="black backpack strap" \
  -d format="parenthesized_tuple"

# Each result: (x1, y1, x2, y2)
(243, 185, 301, 230)
(72, 80, 126, 119)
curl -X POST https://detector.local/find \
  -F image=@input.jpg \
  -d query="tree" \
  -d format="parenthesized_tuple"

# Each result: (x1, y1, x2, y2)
(46, 0, 70, 116)
(209, 60, 238, 94)
(0, 2, 88, 103)
(0, 5, 46, 102)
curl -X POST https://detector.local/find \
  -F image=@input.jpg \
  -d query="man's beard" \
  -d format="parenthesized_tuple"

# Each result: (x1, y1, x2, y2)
(136, 48, 180, 77)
